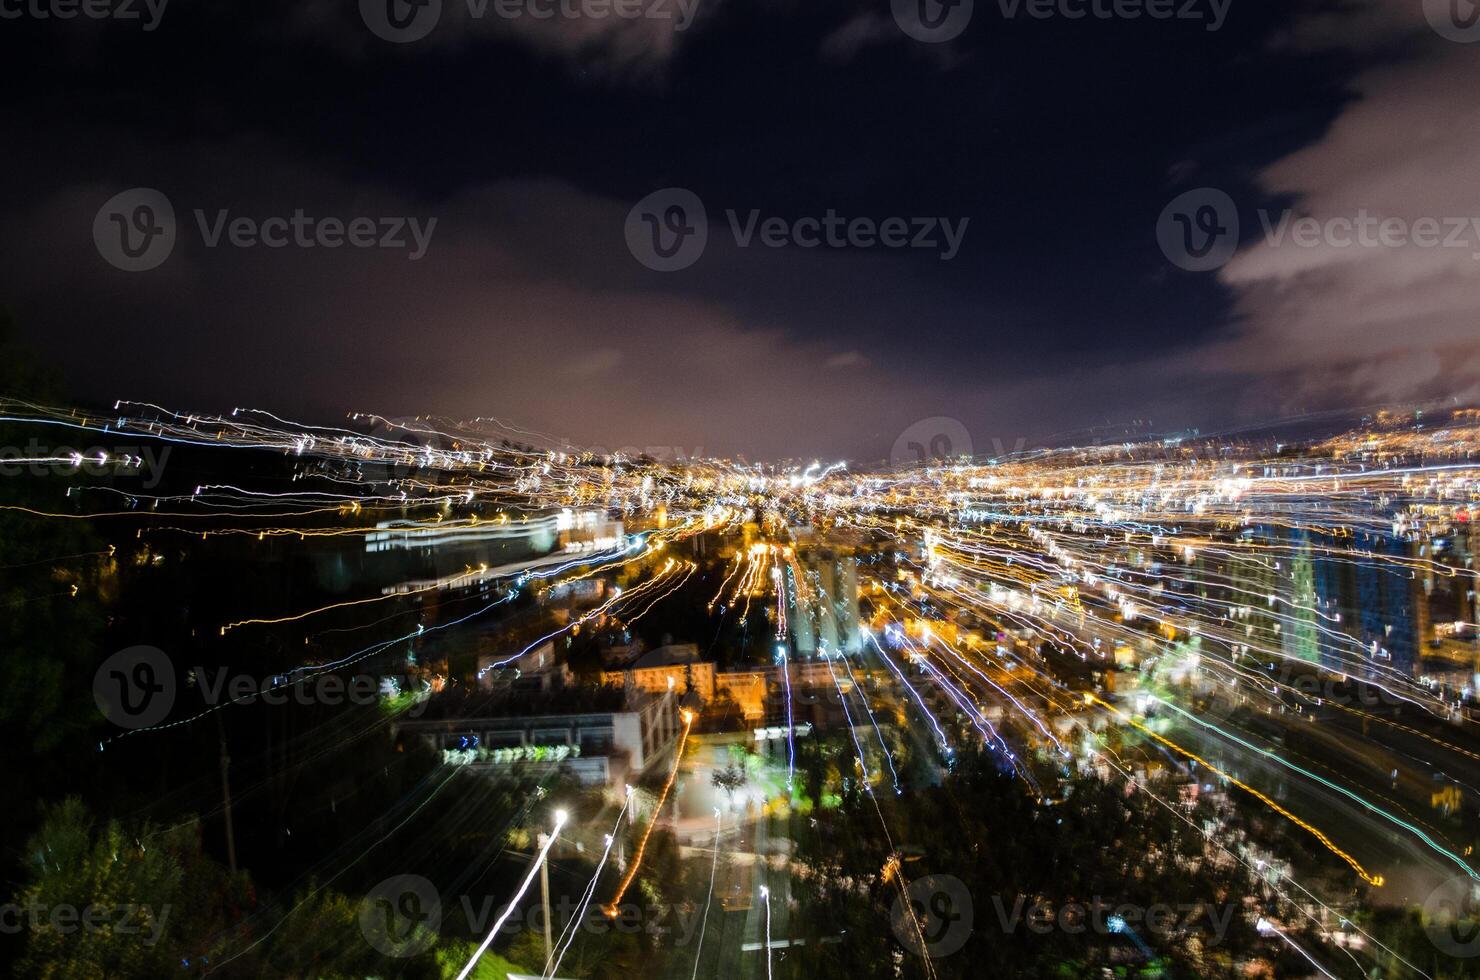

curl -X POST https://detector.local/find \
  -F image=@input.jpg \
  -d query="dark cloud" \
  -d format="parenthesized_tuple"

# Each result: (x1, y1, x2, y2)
(0, 0, 1472, 459)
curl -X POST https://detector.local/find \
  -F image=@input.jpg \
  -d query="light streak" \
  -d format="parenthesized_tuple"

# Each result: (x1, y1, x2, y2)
(822, 647, 878, 787)
(778, 642, 795, 790)
(1087, 694, 1385, 887)
(759, 884, 773, 980)
(545, 788, 634, 978)
(102, 591, 518, 745)
(455, 809, 569, 980)
(863, 630, 949, 751)
(218, 577, 464, 635)
(831, 647, 902, 794)
(1152, 694, 1479, 881)
(8, 392, 1480, 980)
(689, 809, 723, 980)
(603, 709, 694, 916)
(1256, 918, 1339, 979)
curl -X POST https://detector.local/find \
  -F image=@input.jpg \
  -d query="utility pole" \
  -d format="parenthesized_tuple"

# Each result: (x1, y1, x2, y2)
(538, 832, 553, 966)
(215, 712, 237, 874)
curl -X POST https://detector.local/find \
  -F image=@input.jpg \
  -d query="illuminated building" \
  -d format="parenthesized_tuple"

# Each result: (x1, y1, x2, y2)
(478, 640, 573, 694)
(714, 669, 769, 721)
(397, 690, 681, 789)
(602, 644, 716, 700)
(556, 509, 625, 554)
(788, 548, 861, 655)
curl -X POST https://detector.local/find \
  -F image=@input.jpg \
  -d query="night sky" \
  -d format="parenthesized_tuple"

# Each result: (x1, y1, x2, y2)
(2, 0, 1477, 459)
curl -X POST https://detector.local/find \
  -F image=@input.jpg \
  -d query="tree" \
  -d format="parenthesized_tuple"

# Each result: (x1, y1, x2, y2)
(436, 941, 528, 979)
(711, 762, 747, 803)
(12, 798, 250, 979)
(0, 311, 109, 757)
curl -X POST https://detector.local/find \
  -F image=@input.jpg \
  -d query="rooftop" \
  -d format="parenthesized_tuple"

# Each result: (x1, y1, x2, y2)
(630, 643, 701, 670)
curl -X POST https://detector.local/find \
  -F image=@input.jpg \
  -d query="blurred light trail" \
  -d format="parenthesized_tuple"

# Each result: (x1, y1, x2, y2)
(603, 709, 694, 916)
(759, 884, 773, 980)
(1088, 694, 1384, 886)
(689, 808, 723, 980)
(456, 809, 569, 980)
(546, 788, 634, 978)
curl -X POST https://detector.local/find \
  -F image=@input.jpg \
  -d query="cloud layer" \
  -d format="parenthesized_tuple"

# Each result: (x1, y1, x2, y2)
(1204, 1, 1480, 407)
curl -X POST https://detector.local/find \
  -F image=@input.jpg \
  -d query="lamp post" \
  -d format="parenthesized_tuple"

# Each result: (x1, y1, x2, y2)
(538, 830, 554, 966)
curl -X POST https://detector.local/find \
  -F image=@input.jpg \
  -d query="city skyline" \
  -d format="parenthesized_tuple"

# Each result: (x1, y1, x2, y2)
(6, 2, 1480, 978)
